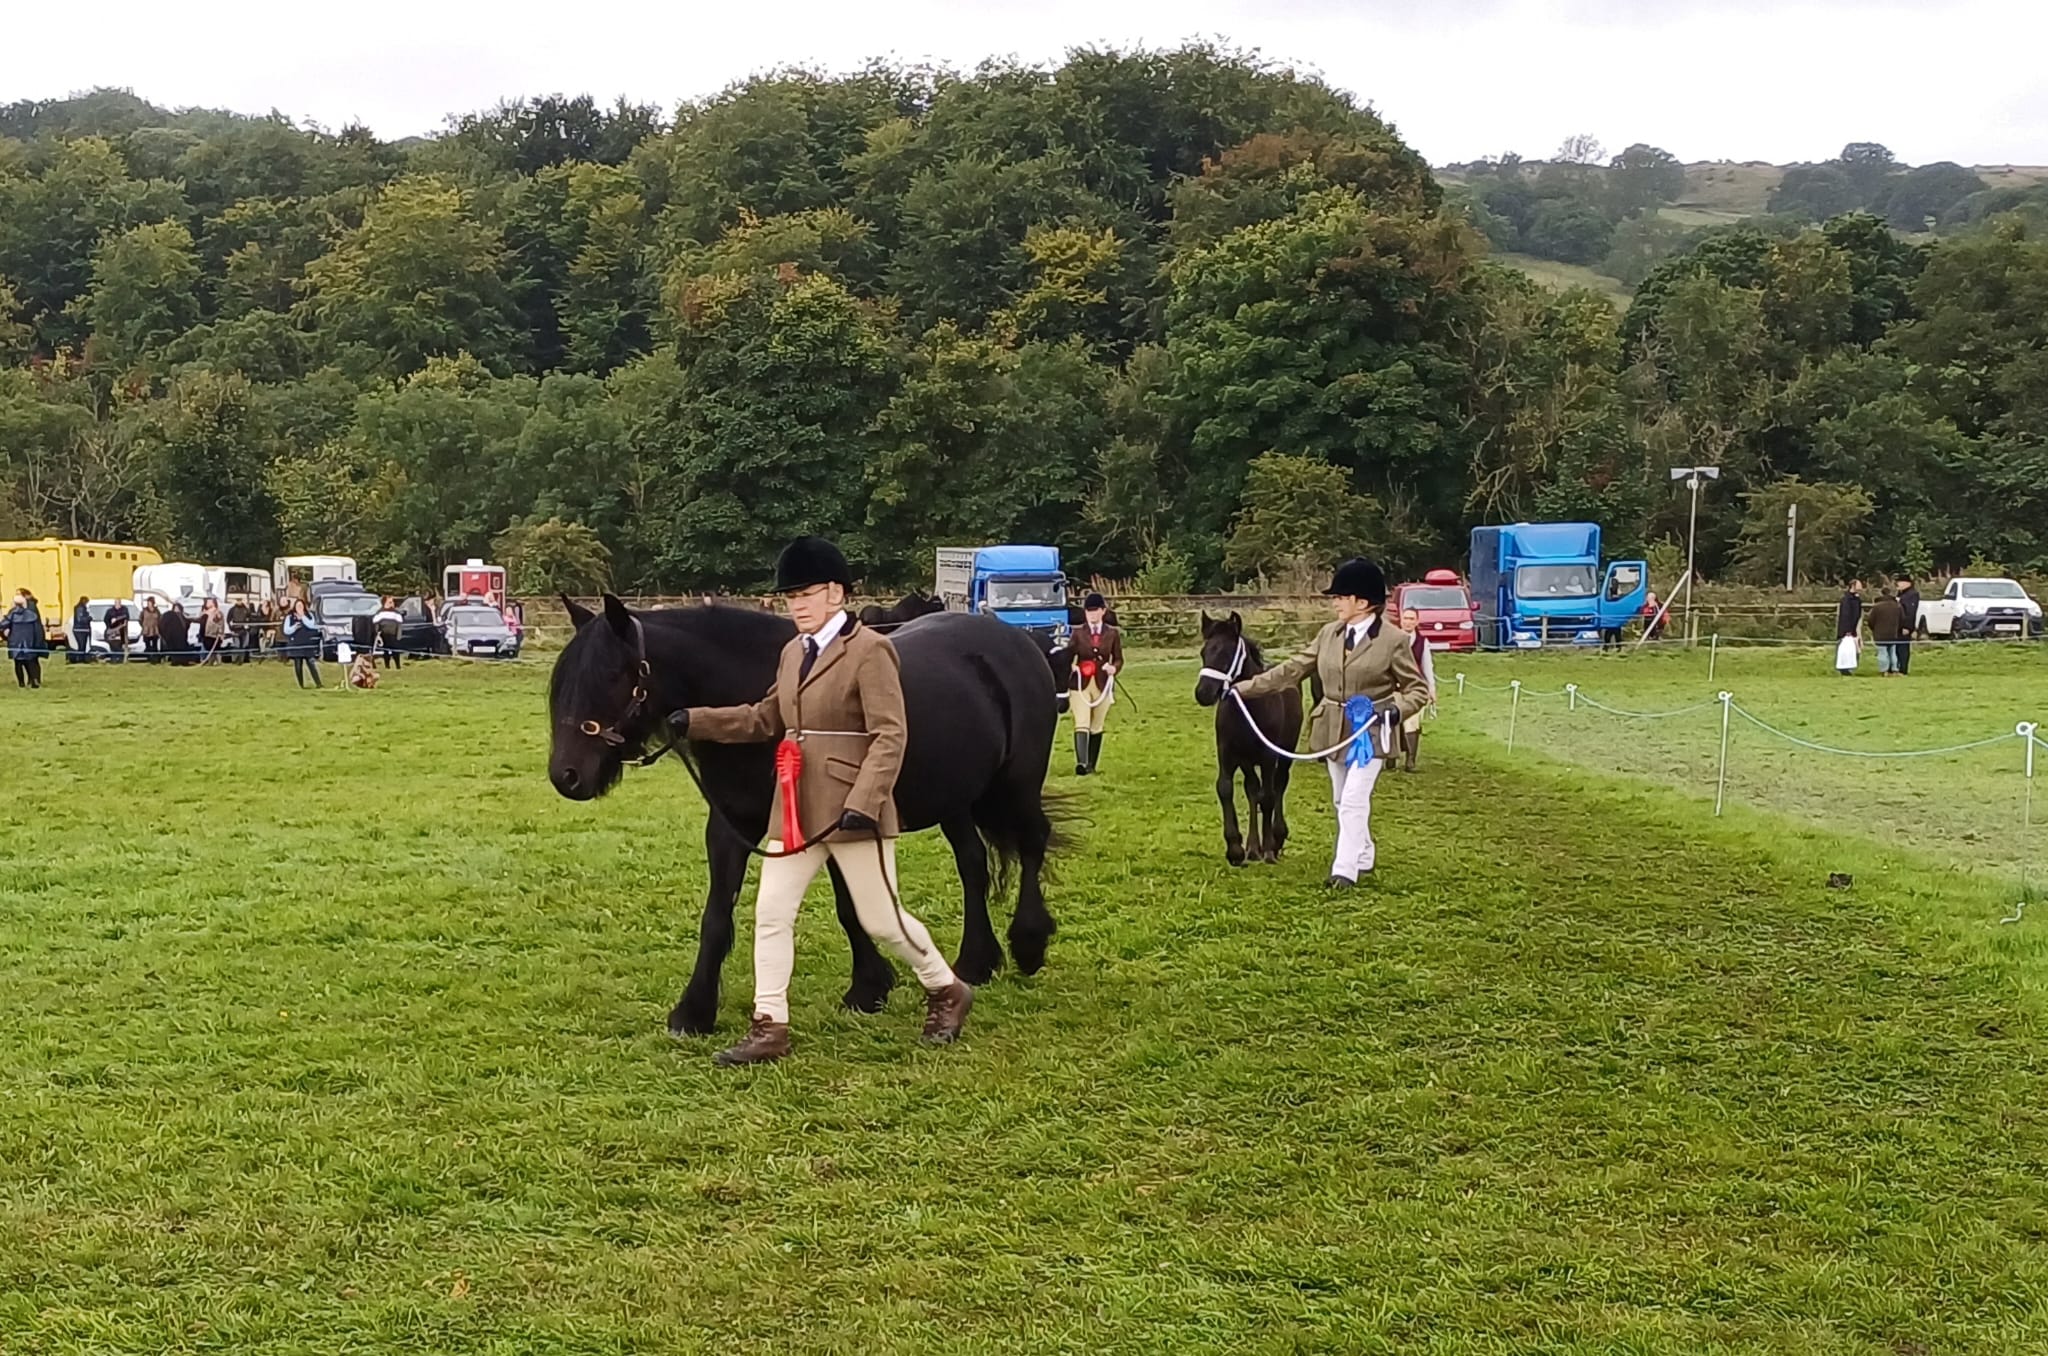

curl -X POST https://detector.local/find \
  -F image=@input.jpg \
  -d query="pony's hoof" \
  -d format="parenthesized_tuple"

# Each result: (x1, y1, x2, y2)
(953, 946, 1004, 987)
(667, 1006, 717, 1039)
(1007, 932, 1048, 977)
(842, 975, 894, 1014)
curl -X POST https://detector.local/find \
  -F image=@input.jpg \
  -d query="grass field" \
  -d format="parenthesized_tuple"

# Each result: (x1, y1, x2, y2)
(1494, 253, 1633, 309)
(6, 646, 2048, 1352)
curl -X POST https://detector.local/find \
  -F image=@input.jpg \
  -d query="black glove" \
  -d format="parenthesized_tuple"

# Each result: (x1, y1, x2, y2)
(666, 708, 690, 738)
(837, 809, 878, 834)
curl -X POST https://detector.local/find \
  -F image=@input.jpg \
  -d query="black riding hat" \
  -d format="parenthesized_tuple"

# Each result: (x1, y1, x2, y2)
(1322, 557, 1387, 609)
(1083, 591, 1107, 611)
(774, 536, 854, 593)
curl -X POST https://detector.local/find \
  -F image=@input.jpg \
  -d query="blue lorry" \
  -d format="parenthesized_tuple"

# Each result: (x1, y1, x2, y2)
(1470, 523, 1649, 649)
(934, 545, 1070, 644)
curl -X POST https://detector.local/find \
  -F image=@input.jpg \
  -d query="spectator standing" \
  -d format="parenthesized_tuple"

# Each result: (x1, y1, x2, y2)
(1895, 575, 1921, 676)
(4, 590, 46, 688)
(1835, 579, 1865, 675)
(1642, 591, 1668, 641)
(163, 603, 192, 666)
(282, 599, 323, 688)
(140, 598, 162, 662)
(103, 599, 130, 664)
(372, 596, 405, 670)
(1869, 587, 1904, 676)
(227, 600, 251, 664)
(199, 598, 227, 663)
(69, 596, 92, 663)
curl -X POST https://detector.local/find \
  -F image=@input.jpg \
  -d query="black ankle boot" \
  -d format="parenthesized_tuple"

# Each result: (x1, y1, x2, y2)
(1074, 729, 1091, 775)
(1088, 733, 1103, 772)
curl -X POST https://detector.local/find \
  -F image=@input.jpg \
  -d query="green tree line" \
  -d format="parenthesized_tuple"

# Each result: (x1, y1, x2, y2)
(0, 59, 2042, 595)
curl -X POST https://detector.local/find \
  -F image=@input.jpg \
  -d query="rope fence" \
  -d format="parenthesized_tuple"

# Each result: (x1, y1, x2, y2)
(1452, 669, 2045, 919)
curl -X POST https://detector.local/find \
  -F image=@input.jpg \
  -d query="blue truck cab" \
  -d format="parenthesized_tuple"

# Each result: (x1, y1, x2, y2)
(1470, 523, 1649, 649)
(934, 545, 1070, 644)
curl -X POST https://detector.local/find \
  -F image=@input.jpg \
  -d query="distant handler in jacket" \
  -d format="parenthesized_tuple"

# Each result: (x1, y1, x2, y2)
(1069, 591, 1124, 775)
(667, 536, 972, 1066)
(1232, 558, 1429, 888)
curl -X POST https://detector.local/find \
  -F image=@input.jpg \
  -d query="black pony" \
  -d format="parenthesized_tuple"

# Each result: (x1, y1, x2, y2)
(858, 591, 944, 628)
(1192, 612, 1303, 866)
(549, 596, 1059, 1035)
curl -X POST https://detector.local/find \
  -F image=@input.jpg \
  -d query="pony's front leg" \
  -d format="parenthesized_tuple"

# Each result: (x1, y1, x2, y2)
(940, 813, 1003, 984)
(1218, 767, 1247, 866)
(829, 857, 896, 1013)
(670, 825, 751, 1036)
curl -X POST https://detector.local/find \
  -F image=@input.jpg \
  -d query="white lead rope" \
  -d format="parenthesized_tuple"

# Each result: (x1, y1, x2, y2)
(1198, 637, 1393, 763)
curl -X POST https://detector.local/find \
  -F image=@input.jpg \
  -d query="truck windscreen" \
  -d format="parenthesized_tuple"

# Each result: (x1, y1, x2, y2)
(988, 579, 1065, 609)
(1515, 565, 1596, 597)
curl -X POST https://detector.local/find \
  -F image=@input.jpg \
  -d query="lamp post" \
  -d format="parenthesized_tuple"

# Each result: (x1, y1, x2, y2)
(1669, 464, 1721, 637)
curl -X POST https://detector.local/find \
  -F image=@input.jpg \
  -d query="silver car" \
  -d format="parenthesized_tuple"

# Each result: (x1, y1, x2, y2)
(443, 601, 519, 657)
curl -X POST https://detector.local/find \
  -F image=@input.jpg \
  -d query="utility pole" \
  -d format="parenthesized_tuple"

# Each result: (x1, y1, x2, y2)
(1785, 502, 1798, 592)
(1669, 465, 1721, 636)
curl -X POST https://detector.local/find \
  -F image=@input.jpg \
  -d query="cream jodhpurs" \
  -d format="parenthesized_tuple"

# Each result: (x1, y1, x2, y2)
(751, 838, 956, 1023)
(1072, 678, 1110, 734)
(1326, 757, 1383, 881)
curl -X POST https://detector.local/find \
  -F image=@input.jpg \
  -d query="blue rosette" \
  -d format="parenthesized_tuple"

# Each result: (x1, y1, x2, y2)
(1344, 694, 1377, 768)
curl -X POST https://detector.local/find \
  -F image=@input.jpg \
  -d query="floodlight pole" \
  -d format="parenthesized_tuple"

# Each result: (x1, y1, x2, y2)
(1670, 465, 1721, 638)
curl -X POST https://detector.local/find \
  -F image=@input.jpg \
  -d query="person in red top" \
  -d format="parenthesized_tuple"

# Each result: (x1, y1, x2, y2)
(1642, 590, 1668, 640)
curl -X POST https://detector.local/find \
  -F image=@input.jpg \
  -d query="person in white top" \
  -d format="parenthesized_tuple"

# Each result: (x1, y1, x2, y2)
(372, 597, 405, 670)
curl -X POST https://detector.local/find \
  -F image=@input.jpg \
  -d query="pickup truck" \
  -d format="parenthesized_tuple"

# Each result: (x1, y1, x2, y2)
(1915, 577, 2043, 639)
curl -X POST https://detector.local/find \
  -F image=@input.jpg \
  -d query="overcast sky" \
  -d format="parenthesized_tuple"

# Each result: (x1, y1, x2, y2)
(9, 0, 2045, 166)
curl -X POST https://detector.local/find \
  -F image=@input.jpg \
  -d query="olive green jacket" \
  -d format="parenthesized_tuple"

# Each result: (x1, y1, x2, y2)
(1235, 619, 1428, 759)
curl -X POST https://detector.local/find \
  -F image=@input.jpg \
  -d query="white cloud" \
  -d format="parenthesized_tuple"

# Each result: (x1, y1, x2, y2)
(9, 0, 2044, 165)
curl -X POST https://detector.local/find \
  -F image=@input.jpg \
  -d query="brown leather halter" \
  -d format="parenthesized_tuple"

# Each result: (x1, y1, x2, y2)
(577, 617, 675, 767)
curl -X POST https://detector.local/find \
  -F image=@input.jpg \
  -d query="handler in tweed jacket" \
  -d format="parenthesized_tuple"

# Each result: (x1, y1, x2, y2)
(1233, 557, 1428, 889)
(674, 535, 971, 1067)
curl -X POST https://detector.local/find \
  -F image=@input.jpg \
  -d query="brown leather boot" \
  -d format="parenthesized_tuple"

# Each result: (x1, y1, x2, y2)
(921, 981, 973, 1044)
(713, 1015, 791, 1066)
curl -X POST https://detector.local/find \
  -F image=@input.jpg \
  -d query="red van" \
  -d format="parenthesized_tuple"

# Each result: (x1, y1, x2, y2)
(1392, 569, 1478, 651)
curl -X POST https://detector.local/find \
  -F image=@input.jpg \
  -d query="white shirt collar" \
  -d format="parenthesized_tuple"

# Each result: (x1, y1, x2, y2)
(804, 609, 849, 653)
(1346, 616, 1375, 646)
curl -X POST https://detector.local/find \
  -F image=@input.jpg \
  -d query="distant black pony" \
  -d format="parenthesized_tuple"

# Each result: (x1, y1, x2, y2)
(1192, 612, 1303, 866)
(858, 591, 945, 628)
(548, 597, 1060, 1035)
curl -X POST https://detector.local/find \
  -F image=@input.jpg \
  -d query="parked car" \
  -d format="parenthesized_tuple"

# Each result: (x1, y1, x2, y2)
(442, 600, 520, 658)
(1392, 569, 1479, 651)
(310, 586, 381, 660)
(1915, 577, 2043, 639)
(86, 599, 147, 657)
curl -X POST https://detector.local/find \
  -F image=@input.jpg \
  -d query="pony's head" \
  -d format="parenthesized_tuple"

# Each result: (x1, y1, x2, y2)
(548, 593, 651, 801)
(1195, 611, 1251, 707)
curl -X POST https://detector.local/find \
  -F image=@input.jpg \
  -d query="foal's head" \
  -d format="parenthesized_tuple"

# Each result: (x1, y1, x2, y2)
(1194, 612, 1260, 707)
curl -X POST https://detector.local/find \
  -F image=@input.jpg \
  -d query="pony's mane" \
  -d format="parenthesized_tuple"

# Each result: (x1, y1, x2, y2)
(549, 600, 790, 710)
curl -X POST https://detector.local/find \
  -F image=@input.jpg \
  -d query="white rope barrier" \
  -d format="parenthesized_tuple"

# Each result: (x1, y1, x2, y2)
(1726, 705, 2024, 760)
(1455, 672, 2046, 914)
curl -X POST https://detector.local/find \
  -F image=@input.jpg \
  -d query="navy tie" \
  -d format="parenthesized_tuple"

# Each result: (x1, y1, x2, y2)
(799, 637, 818, 681)
(1343, 628, 1355, 652)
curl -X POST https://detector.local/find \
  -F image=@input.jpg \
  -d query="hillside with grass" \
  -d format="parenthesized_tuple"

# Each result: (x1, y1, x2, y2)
(1442, 142, 2048, 304)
